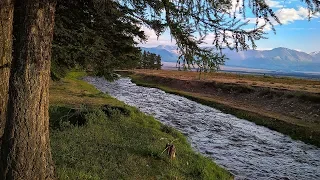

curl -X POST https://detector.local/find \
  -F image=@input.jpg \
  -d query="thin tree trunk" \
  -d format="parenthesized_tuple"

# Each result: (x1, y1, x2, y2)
(0, 0, 56, 179)
(0, 0, 13, 141)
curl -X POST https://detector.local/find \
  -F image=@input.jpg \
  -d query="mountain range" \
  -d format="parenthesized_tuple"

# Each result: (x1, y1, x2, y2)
(141, 45, 320, 72)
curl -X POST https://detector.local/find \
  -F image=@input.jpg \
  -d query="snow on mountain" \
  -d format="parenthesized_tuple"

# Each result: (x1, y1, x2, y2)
(156, 45, 180, 55)
(310, 51, 320, 62)
(310, 51, 320, 56)
(140, 45, 320, 72)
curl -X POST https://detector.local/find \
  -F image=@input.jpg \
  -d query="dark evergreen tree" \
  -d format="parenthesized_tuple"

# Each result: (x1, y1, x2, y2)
(156, 55, 162, 70)
(138, 51, 162, 69)
(52, 0, 146, 79)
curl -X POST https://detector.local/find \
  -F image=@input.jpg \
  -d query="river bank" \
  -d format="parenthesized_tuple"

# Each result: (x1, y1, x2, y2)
(49, 72, 233, 179)
(85, 75, 320, 179)
(127, 70, 320, 147)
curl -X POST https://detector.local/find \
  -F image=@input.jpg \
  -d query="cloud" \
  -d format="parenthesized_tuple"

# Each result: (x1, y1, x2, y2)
(275, 7, 310, 24)
(245, 18, 274, 32)
(138, 26, 175, 47)
(229, 0, 286, 15)
(248, 7, 311, 26)
(245, 7, 319, 32)
(274, 7, 320, 24)
(201, 30, 235, 46)
(265, 0, 284, 8)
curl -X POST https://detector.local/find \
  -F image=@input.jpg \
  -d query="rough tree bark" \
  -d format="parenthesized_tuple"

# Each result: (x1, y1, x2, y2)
(0, 0, 57, 179)
(0, 0, 13, 141)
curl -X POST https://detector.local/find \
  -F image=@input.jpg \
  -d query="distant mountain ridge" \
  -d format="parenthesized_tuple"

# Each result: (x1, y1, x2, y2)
(140, 45, 320, 72)
(141, 46, 180, 62)
(310, 51, 320, 61)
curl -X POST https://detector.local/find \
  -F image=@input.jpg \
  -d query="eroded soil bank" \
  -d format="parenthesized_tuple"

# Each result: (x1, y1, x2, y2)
(128, 70, 320, 147)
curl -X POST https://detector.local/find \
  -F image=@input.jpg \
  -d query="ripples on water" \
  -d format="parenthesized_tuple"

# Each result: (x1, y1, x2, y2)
(84, 77, 320, 180)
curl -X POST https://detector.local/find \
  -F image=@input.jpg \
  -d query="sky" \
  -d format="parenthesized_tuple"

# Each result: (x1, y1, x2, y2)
(139, 0, 320, 53)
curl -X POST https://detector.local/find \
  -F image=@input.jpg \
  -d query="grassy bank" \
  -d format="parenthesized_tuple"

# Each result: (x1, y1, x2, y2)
(130, 73, 320, 148)
(49, 72, 233, 179)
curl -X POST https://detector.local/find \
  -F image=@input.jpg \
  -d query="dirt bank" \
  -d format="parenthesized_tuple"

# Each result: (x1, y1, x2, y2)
(129, 70, 320, 147)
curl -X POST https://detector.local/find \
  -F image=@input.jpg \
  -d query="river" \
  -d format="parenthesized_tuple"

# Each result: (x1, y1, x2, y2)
(84, 77, 320, 180)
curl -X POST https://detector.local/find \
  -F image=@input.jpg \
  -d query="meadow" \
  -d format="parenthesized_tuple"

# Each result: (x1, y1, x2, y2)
(49, 72, 233, 179)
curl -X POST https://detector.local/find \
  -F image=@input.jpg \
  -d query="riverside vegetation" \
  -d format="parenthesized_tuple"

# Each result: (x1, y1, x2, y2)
(128, 70, 320, 148)
(49, 72, 233, 179)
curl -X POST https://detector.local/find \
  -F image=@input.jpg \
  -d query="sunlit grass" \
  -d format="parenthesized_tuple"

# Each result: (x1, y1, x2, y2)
(49, 71, 233, 180)
(50, 71, 123, 107)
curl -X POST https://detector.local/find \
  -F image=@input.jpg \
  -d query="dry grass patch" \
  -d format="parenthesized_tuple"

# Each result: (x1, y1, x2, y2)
(133, 69, 320, 93)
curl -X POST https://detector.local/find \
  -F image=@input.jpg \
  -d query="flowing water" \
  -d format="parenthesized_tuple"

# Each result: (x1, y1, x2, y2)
(84, 77, 320, 180)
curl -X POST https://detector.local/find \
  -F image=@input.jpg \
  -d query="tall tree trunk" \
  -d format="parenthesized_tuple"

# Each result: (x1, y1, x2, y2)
(0, 0, 56, 179)
(0, 0, 13, 141)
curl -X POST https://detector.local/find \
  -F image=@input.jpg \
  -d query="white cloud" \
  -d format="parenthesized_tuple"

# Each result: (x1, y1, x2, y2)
(138, 26, 175, 47)
(230, 0, 243, 13)
(246, 18, 274, 31)
(201, 30, 235, 47)
(265, 0, 284, 8)
(229, 0, 286, 15)
(245, 7, 318, 32)
(275, 7, 310, 24)
(274, 7, 320, 24)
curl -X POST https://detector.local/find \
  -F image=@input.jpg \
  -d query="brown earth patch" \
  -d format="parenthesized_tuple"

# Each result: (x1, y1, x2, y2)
(133, 69, 320, 94)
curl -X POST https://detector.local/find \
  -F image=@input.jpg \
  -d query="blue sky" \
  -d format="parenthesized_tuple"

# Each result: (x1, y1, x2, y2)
(139, 0, 320, 53)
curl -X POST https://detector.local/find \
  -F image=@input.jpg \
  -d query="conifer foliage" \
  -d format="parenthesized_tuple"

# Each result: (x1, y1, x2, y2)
(123, 0, 320, 70)
(52, 0, 146, 79)
(138, 51, 162, 69)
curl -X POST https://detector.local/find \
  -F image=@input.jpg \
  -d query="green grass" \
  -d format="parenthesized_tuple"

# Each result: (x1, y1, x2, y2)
(130, 74, 320, 148)
(49, 71, 233, 180)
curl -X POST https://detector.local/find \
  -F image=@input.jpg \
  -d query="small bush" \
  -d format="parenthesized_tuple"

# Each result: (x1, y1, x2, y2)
(258, 89, 274, 99)
(101, 104, 131, 118)
(160, 124, 180, 138)
(49, 106, 89, 130)
(85, 109, 108, 125)
(235, 85, 255, 94)
(298, 94, 320, 103)
(285, 93, 295, 98)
